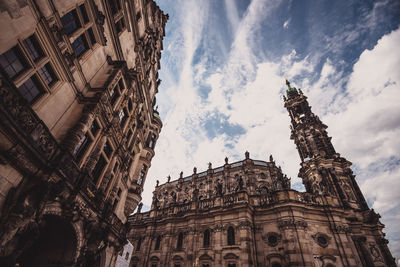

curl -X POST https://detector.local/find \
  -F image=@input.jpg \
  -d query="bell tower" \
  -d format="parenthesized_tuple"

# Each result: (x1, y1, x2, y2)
(283, 80, 368, 210)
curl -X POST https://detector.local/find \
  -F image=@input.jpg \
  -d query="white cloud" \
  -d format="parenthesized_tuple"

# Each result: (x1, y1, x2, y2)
(283, 18, 290, 29)
(145, 0, 400, 260)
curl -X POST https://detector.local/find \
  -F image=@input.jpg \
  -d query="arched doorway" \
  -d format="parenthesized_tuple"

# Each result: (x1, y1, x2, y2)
(17, 215, 77, 266)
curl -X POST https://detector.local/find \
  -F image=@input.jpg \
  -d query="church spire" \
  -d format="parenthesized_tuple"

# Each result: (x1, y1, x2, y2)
(283, 81, 368, 210)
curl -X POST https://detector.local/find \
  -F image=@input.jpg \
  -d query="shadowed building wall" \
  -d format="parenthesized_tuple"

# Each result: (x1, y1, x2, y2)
(0, 0, 167, 265)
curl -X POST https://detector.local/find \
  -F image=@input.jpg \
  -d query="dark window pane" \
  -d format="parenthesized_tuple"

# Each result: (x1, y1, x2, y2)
(177, 233, 183, 249)
(74, 133, 92, 161)
(155, 235, 161, 250)
(118, 78, 125, 90)
(72, 35, 88, 57)
(227, 226, 235, 245)
(23, 35, 43, 62)
(17, 76, 44, 103)
(0, 46, 28, 79)
(79, 4, 89, 24)
(87, 27, 96, 46)
(61, 10, 81, 35)
(136, 238, 142, 251)
(39, 63, 57, 86)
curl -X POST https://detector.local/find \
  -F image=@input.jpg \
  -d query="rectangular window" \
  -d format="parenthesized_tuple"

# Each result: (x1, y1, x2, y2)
(72, 35, 89, 58)
(61, 9, 81, 35)
(0, 46, 28, 79)
(17, 75, 44, 103)
(23, 35, 44, 62)
(39, 63, 57, 86)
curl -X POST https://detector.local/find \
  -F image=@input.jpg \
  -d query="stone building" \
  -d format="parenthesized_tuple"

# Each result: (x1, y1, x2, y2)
(0, 0, 167, 265)
(128, 81, 396, 267)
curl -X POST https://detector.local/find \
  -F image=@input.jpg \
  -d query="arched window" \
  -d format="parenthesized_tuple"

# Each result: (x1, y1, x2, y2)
(177, 233, 183, 249)
(203, 229, 210, 248)
(227, 226, 235, 245)
(155, 235, 161, 250)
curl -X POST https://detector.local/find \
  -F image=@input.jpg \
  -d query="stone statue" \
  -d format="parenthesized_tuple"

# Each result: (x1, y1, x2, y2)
(156, 180, 159, 187)
(137, 202, 143, 213)
(152, 196, 159, 209)
(237, 176, 244, 191)
(269, 154, 274, 162)
(208, 162, 212, 169)
(167, 175, 171, 183)
(216, 181, 223, 196)
(245, 151, 250, 159)
(193, 167, 197, 174)
(180, 171, 183, 178)
(225, 157, 228, 164)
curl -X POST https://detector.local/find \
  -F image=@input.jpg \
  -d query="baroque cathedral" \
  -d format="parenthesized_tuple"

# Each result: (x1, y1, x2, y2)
(127, 81, 397, 267)
(0, 0, 167, 266)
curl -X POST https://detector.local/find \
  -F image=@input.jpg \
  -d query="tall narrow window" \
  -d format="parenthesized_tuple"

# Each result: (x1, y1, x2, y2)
(177, 233, 183, 249)
(155, 235, 161, 250)
(227, 226, 235, 245)
(203, 229, 210, 248)
(136, 238, 142, 251)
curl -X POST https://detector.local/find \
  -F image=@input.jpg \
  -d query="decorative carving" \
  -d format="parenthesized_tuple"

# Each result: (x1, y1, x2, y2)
(278, 219, 308, 230)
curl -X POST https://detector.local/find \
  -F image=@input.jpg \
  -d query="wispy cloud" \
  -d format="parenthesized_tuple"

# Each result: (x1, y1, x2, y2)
(148, 0, 400, 259)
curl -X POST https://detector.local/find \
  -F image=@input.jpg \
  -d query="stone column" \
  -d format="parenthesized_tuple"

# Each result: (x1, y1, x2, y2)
(100, 156, 117, 191)
(64, 104, 98, 154)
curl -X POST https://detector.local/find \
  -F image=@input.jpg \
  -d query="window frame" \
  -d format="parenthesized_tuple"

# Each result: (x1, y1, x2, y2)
(61, 3, 98, 60)
(0, 33, 59, 105)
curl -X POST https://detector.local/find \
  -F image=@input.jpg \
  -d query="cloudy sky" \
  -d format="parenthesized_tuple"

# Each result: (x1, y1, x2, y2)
(143, 0, 400, 260)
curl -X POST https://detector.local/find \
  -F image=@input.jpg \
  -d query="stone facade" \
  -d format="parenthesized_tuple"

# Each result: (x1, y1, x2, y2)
(0, 0, 167, 266)
(128, 81, 396, 267)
